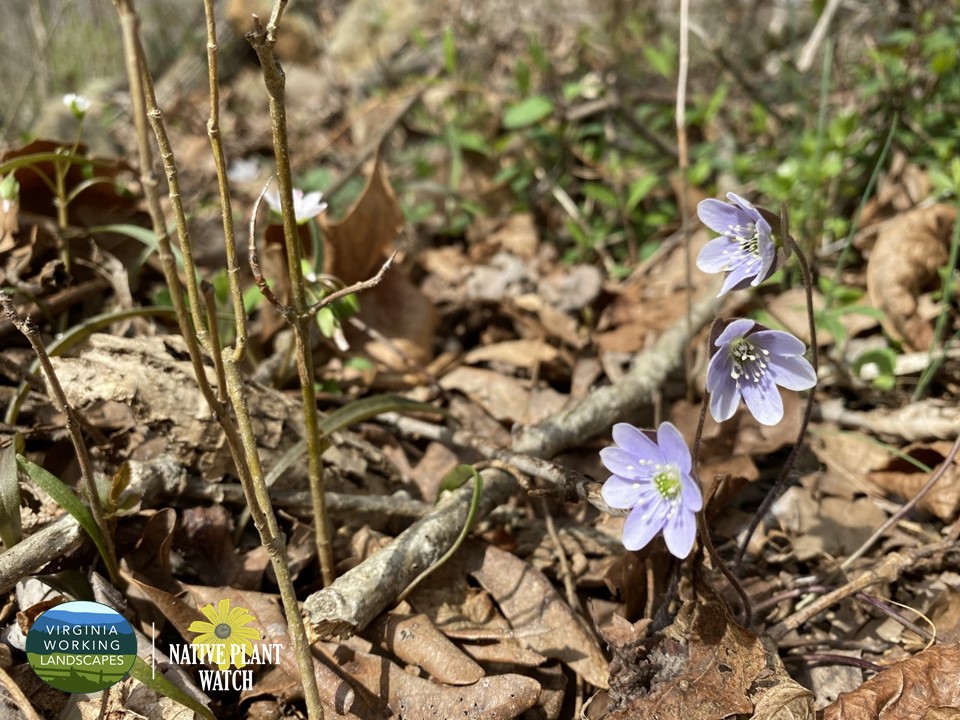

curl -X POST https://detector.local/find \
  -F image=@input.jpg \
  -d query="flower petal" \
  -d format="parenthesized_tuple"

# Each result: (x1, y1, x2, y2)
(600, 447, 655, 479)
(621, 500, 667, 552)
(697, 198, 748, 235)
(740, 374, 784, 425)
(662, 507, 697, 558)
(718, 262, 757, 295)
(750, 329, 807, 356)
(601, 475, 646, 509)
(656, 422, 691, 474)
(715, 318, 757, 348)
(263, 188, 282, 214)
(766, 353, 817, 390)
(696, 236, 739, 273)
(706, 346, 733, 394)
(611, 423, 664, 465)
(680, 473, 703, 512)
(188, 621, 215, 635)
(725, 191, 756, 212)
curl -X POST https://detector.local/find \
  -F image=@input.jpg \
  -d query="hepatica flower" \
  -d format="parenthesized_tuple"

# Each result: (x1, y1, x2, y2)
(707, 318, 817, 426)
(264, 187, 328, 225)
(600, 422, 702, 558)
(697, 192, 776, 295)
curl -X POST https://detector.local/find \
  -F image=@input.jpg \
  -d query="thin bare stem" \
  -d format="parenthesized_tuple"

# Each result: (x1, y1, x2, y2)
(0, 292, 119, 583)
(135, 38, 208, 346)
(201, 281, 229, 402)
(112, 3, 322, 716)
(203, 0, 247, 362)
(246, 11, 335, 587)
(248, 180, 294, 318)
(843, 433, 960, 570)
(303, 251, 396, 317)
(735, 226, 818, 569)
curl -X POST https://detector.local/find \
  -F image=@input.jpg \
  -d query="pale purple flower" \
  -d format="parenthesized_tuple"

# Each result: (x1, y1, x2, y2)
(264, 187, 327, 225)
(600, 422, 702, 558)
(697, 192, 776, 296)
(706, 319, 817, 426)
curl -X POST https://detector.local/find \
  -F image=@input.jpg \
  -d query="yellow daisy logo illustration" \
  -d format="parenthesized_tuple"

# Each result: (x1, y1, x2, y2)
(188, 600, 260, 671)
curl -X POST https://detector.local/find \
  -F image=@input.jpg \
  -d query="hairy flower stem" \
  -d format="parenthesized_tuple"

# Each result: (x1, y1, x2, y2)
(734, 217, 818, 570)
(692, 390, 752, 626)
(246, 9, 336, 588)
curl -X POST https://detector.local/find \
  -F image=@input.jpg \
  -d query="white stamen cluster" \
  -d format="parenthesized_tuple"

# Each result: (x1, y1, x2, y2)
(729, 338, 771, 384)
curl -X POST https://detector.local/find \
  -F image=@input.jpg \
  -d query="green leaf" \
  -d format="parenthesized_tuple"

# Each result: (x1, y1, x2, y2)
(852, 347, 898, 379)
(318, 395, 447, 437)
(625, 175, 658, 214)
(129, 657, 215, 720)
(17, 456, 113, 574)
(582, 182, 620, 210)
(438, 464, 477, 495)
(503, 96, 554, 130)
(0, 435, 23, 548)
(316, 306, 337, 338)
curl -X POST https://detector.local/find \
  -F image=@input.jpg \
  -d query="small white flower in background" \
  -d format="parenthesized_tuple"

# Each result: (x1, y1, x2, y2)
(227, 157, 260, 184)
(263, 187, 327, 225)
(62, 93, 91, 120)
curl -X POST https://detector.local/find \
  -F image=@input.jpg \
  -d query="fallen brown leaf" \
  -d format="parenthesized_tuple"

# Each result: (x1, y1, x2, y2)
(866, 203, 956, 350)
(821, 643, 960, 719)
(867, 440, 960, 521)
(463, 541, 609, 689)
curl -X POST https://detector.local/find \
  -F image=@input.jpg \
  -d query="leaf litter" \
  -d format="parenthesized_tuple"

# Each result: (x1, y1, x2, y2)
(3, 2, 960, 720)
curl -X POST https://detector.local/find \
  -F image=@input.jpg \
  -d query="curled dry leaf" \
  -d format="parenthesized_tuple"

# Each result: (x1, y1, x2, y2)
(867, 440, 960, 521)
(866, 203, 957, 350)
(462, 541, 609, 689)
(366, 613, 484, 685)
(319, 155, 436, 366)
(606, 580, 769, 720)
(821, 642, 960, 719)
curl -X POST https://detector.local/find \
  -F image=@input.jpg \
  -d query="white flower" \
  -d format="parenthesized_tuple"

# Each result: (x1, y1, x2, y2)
(62, 93, 91, 119)
(263, 187, 327, 225)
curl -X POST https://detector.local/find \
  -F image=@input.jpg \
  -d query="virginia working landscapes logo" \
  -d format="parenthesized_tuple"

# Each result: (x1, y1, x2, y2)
(25, 601, 138, 693)
(168, 599, 282, 692)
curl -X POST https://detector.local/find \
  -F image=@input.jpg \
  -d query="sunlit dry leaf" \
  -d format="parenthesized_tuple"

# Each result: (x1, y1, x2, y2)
(367, 613, 484, 685)
(866, 203, 956, 350)
(821, 643, 960, 719)
(464, 339, 560, 369)
(867, 440, 960, 521)
(463, 541, 609, 689)
(440, 366, 531, 423)
(77, 677, 197, 720)
(318, 636, 540, 718)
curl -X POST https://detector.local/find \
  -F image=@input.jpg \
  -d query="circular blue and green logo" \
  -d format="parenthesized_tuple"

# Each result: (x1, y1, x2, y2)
(26, 601, 138, 693)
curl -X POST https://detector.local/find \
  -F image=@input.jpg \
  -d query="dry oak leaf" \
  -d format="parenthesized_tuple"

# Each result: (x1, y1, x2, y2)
(866, 203, 957, 350)
(319, 155, 436, 366)
(821, 642, 960, 719)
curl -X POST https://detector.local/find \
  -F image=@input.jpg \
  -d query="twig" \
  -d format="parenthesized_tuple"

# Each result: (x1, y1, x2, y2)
(247, 10, 335, 592)
(0, 664, 43, 720)
(797, 0, 843, 72)
(303, 251, 396, 318)
(769, 543, 947, 641)
(0, 292, 119, 583)
(248, 178, 294, 318)
(843, 433, 960, 569)
(0, 514, 82, 593)
(203, 0, 247, 362)
(512, 286, 721, 459)
(303, 468, 518, 639)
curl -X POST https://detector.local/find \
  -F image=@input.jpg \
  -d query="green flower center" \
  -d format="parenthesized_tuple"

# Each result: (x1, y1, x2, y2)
(214, 623, 232, 640)
(653, 467, 681, 501)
